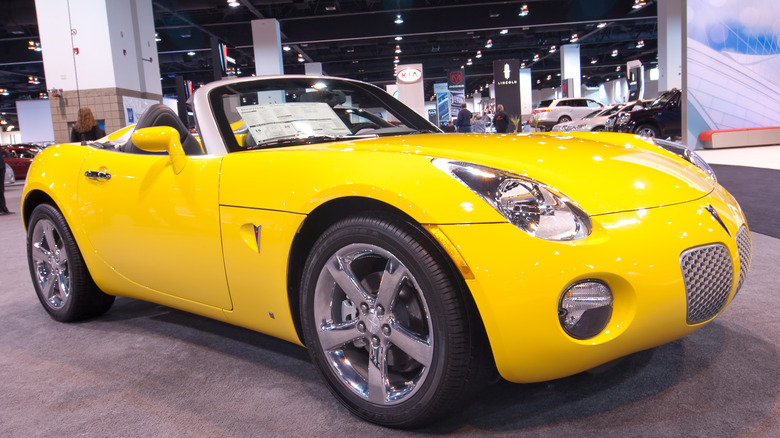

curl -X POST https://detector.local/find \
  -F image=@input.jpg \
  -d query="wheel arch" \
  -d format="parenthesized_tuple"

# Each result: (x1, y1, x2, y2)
(21, 189, 58, 231)
(286, 196, 492, 361)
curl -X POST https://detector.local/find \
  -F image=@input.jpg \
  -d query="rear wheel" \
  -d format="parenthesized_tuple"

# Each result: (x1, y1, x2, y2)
(27, 204, 114, 322)
(300, 212, 481, 428)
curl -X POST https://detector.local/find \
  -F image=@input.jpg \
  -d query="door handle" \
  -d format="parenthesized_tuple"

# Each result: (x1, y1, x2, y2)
(84, 170, 112, 180)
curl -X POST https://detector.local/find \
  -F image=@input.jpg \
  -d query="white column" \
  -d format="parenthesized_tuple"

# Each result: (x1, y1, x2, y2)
(519, 68, 532, 120)
(252, 19, 284, 76)
(658, 0, 683, 91)
(35, 0, 161, 141)
(560, 44, 581, 97)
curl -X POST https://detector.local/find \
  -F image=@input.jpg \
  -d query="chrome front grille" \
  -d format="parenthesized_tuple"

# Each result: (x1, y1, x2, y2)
(736, 226, 752, 292)
(680, 244, 733, 324)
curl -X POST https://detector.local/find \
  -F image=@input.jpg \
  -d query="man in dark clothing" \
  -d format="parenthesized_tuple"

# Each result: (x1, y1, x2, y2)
(493, 104, 509, 133)
(456, 103, 472, 133)
(0, 149, 11, 215)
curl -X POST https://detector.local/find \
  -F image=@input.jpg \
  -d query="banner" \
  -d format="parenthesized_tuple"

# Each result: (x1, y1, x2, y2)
(493, 59, 521, 120)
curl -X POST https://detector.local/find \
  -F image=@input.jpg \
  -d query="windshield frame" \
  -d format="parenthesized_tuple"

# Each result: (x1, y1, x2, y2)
(207, 76, 441, 153)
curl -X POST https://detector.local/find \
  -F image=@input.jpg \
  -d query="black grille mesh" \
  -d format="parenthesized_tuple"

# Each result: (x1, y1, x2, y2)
(681, 244, 733, 324)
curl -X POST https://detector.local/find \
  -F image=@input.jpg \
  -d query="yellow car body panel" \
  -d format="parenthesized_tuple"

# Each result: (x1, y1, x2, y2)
(438, 184, 747, 382)
(21, 129, 747, 384)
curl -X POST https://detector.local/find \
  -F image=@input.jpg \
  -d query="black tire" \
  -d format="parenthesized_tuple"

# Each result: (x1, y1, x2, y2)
(592, 126, 605, 132)
(557, 115, 572, 124)
(27, 204, 114, 322)
(300, 212, 482, 428)
(634, 124, 660, 138)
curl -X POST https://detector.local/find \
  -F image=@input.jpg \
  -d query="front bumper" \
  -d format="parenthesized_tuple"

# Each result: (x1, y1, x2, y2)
(437, 184, 750, 383)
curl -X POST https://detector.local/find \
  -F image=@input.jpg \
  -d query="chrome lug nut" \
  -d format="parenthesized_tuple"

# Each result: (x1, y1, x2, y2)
(375, 304, 384, 316)
(357, 321, 366, 333)
(371, 336, 380, 347)
(359, 302, 369, 313)
(382, 324, 391, 336)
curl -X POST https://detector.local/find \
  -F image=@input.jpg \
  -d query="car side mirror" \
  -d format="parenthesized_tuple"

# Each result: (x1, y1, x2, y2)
(131, 127, 187, 174)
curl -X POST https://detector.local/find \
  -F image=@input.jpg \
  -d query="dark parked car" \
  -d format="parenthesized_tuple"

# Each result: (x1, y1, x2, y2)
(612, 89, 681, 139)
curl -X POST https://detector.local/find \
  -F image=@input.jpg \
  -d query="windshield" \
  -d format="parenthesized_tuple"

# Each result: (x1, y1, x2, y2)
(208, 77, 440, 152)
(649, 90, 678, 109)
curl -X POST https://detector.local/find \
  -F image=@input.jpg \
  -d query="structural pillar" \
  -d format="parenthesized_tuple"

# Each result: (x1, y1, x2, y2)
(658, 0, 683, 91)
(560, 44, 581, 97)
(251, 19, 284, 76)
(519, 68, 533, 123)
(35, 0, 162, 142)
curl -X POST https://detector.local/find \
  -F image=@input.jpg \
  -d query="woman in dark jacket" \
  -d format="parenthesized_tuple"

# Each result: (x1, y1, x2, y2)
(70, 107, 106, 143)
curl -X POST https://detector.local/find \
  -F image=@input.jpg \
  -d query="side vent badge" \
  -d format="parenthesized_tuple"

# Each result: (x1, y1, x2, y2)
(254, 225, 262, 252)
(705, 205, 730, 237)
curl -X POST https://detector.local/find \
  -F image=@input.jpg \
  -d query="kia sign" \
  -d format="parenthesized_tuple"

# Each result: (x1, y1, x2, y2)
(397, 67, 422, 83)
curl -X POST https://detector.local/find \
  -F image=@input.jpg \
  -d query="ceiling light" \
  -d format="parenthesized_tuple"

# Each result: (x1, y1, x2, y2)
(570, 34, 578, 42)
(28, 76, 40, 84)
(549, 45, 556, 53)
(394, 58, 400, 64)
(467, 58, 473, 66)
(227, 0, 239, 7)
(485, 39, 493, 49)
(521, 62, 525, 68)
(612, 49, 619, 57)
(187, 51, 195, 56)
(518, 4, 529, 16)
(597, 22, 607, 28)
(40, 92, 48, 99)
(0, 89, 8, 96)
(0, 119, 6, 125)
(633, 0, 647, 9)
(590, 58, 597, 64)
(395, 36, 403, 41)
(394, 14, 403, 24)
(6, 126, 14, 132)
(636, 40, 645, 48)
(616, 66, 621, 71)
(546, 74, 551, 80)
(537, 79, 541, 84)
(500, 29, 508, 35)
(395, 45, 401, 54)
(476, 50, 482, 58)
(282, 45, 291, 51)
(155, 33, 161, 42)
(533, 53, 539, 61)
(297, 54, 305, 62)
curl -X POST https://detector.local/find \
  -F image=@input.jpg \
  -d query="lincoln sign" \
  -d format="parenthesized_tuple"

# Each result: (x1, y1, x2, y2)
(397, 67, 422, 83)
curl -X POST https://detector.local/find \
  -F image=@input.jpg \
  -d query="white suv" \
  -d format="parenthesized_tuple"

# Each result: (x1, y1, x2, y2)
(532, 98, 604, 131)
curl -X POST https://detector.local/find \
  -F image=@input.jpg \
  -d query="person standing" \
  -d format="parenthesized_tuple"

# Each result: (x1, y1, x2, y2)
(70, 107, 107, 144)
(472, 114, 486, 133)
(456, 103, 472, 133)
(493, 104, 509, 133)
(0, 149, 10, 215)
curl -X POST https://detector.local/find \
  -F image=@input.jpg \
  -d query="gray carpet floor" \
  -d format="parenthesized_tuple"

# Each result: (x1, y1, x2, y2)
(1, 176, 779, 437)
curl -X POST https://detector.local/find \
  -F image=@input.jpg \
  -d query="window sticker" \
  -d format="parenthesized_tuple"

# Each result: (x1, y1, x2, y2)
(236, 102, 351, 144)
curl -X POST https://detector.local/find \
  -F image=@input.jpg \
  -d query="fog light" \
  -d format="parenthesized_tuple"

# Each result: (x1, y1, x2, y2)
(559, 281, 613, 339)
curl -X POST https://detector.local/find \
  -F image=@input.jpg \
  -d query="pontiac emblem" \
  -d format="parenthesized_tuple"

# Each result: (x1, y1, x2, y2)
(705, 205, 730, 237)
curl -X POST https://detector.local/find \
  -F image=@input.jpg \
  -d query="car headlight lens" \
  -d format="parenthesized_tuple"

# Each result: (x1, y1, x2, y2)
(433, 160, 592, 241)
(616, 112, 631, 125)
(559, 281, 613, 339)
(649, 137, 717, 182)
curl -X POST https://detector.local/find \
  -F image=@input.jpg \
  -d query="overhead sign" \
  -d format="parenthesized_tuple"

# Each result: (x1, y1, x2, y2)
(448, 69, 464, 90)
(397, 67, 422, 83)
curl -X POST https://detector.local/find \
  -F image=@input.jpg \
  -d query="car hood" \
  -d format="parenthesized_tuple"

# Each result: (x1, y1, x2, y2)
(303, 132, 715, 216)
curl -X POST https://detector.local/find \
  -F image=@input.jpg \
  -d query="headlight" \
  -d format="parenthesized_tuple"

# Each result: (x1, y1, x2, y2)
(559, 281, 613, 339)
(649, 138, 717, 182)
(616, 112, 631, 125)
(433, 160, 592, 241)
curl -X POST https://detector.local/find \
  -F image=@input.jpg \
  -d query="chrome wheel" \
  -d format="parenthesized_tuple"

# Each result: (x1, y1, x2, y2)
(636, 125, 659, 138)
(313, 243, 433, 405)
(27, 204, 114, 322)
(30, 218, 71, 309)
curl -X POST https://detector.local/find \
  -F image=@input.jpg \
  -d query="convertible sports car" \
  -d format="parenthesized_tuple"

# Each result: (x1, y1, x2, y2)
(22, 76, 751, 428)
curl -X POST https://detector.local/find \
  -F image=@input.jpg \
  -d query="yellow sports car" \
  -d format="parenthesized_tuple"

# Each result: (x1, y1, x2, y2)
(22, 76, 751, 428)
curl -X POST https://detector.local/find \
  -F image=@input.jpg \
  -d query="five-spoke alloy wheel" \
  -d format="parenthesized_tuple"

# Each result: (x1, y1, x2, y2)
(301, 212, 481, 427)
(27, 204, 114, 321)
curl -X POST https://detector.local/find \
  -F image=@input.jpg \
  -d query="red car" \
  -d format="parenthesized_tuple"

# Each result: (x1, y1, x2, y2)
(1, 145, 39, 180)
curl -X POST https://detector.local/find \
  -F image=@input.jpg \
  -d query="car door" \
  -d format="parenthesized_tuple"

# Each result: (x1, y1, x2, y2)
(77, 147, 232, 309)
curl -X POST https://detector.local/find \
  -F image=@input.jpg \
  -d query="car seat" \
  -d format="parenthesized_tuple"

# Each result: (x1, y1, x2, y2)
(123, 104, 204, 155)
